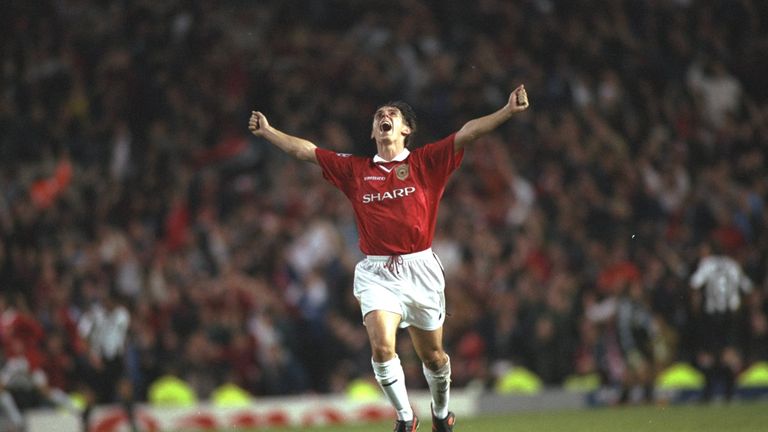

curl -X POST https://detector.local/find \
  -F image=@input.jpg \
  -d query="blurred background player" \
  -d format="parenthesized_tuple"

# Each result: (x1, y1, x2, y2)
(689, 242, 754, 402)
(249, 86, 529, 431)
(76, 291, 135, 431)
(615, 281, 659, 404)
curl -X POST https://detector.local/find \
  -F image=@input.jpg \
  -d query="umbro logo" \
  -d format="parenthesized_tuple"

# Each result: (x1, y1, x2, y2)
(364, 176, 386, 181)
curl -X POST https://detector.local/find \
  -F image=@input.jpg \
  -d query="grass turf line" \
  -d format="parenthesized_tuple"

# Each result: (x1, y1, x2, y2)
(236, 401, 768, 432)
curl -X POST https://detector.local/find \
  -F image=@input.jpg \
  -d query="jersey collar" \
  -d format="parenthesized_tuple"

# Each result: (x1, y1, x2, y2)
(373, 148, 410, 164)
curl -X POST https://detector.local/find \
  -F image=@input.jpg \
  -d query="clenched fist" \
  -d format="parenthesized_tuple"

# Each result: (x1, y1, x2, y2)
(249, 111, 270, 136)
(509, 85, 529, 112)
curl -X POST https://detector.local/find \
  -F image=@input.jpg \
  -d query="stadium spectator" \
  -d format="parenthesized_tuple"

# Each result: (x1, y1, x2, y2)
(0, 296, 81, 430)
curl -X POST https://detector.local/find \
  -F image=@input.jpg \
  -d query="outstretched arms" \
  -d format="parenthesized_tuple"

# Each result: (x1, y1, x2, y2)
(249, 111, 318, 164)
(249, 85, 528, 161)
(454, 85, 529, 153)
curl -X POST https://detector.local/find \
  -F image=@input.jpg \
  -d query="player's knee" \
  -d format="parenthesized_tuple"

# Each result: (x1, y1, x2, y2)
(697, 351, 715, 368)
(371, 345, 397, 362)
(422, 350, 448, 371)
(721, 347, 742, 371)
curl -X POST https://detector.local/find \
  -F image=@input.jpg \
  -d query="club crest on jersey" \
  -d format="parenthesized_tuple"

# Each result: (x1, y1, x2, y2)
(395, 164, 410, 180)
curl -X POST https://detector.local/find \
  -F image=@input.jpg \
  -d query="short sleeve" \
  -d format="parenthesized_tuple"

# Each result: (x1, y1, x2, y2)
(414, 133, 463, 180)
(315, 147, 357, 193)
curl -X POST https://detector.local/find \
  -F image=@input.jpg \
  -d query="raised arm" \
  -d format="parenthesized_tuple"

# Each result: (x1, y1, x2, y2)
(249, 111, 318, 164)
(454, 85, 529, 153)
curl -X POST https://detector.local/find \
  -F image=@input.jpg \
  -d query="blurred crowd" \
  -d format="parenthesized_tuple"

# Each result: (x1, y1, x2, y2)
(1, 0, 767, 409)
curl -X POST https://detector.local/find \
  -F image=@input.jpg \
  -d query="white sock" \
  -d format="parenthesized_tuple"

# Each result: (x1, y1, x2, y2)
(372, 355, 413, 421)
(423, 356, 451, 419)
(0, 390, 24, 427)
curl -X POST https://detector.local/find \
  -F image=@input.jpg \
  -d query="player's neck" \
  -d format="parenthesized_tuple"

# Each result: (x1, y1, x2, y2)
(375, 139, 406, 162)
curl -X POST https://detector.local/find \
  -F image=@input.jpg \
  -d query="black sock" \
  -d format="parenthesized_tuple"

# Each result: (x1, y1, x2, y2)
(722, 366, 736, 401)
(81, 404, 92, 432)
(701, 365, 715, 402)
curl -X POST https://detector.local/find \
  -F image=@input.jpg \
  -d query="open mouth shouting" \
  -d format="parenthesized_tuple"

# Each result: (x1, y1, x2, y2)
(380, 120, 393, 133)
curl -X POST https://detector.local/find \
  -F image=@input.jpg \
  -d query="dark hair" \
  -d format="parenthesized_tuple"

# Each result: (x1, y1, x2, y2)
(378, 101, 417, 147)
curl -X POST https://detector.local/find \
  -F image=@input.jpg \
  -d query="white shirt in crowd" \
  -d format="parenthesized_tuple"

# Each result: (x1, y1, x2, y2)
(77, 303, 131, 360)
(690, 255, 753, 314)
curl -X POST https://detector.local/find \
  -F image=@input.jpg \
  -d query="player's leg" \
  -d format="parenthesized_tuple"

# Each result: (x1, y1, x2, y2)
(364, 310, 416, 428)
(720, 311, 744, 402)
(408, 325, 454, 431)
(401, 251, 453, 428)
(0, 387, 24, 431)
(720, 346, 741, 402)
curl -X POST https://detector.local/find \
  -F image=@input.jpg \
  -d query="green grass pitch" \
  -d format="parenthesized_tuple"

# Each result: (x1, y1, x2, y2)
(243, 401, 768, 432)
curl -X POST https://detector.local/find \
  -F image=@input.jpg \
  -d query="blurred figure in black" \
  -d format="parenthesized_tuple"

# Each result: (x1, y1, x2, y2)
(615, 281, 658, 404)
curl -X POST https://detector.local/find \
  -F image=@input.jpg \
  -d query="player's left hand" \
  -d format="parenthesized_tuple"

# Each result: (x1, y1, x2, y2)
(508, 85, 529, 112)
(249, 111, 270, 136)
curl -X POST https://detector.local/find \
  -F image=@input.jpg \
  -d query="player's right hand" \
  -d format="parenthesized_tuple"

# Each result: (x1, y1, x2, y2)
(249, 111, 269, 136)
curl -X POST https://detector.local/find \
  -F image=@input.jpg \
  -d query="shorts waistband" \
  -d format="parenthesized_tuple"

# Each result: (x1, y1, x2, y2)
(365, 248, 433, 262)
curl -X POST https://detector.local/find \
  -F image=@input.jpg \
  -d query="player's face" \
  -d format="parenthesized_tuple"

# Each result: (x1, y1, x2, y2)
(371, 106, 410, 141)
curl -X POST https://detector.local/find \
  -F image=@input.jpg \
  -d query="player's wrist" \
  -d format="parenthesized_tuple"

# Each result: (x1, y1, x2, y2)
(500, 104, 517, 118)
(261, 124, 278, 138)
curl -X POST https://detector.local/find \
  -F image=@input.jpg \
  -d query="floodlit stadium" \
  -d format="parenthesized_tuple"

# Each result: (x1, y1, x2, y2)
(1, 1, 767, 431)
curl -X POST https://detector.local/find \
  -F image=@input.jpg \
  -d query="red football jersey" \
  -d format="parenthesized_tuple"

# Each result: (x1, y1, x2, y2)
(316, 133, 463, 255)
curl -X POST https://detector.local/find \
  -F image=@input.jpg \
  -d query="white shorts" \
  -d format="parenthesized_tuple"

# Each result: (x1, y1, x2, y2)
(353, 248, 446, 331)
